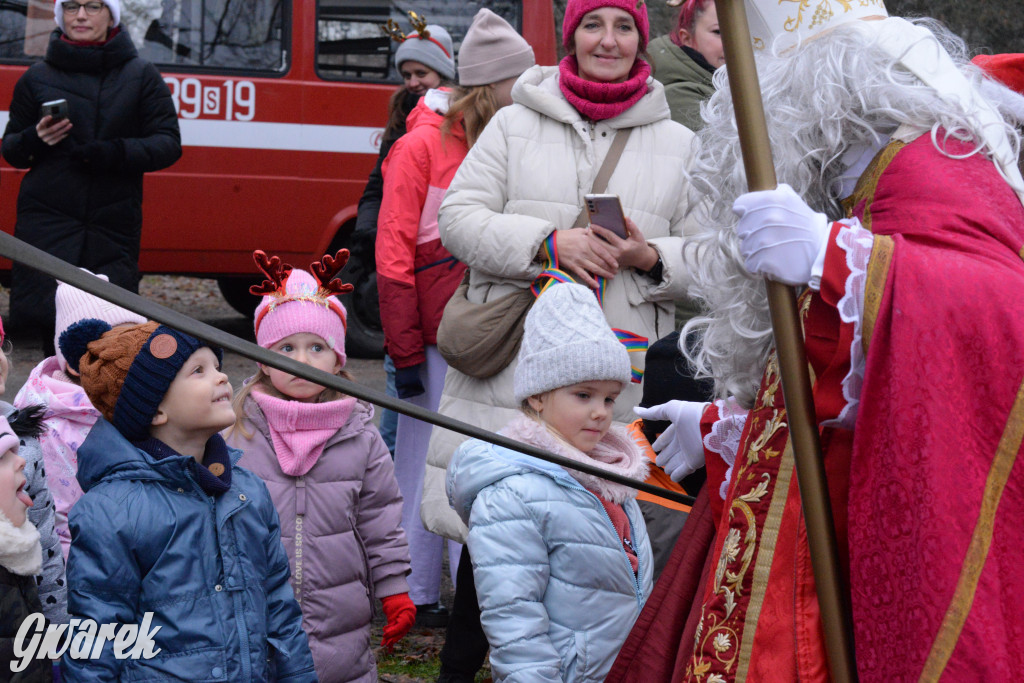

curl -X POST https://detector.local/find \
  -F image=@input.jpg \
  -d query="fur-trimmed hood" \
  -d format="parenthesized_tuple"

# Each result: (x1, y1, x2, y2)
(448, 414, 649, 524)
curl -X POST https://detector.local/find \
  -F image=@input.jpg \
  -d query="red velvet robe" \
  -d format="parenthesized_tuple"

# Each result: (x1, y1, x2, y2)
(608, 133, 1024, 682)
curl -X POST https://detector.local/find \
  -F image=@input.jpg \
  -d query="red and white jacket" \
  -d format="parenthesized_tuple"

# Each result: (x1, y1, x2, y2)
(377, 89, 468, 368)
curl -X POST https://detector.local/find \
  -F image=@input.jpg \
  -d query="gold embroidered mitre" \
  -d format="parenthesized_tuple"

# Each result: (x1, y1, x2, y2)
(744, 0, 888, 52)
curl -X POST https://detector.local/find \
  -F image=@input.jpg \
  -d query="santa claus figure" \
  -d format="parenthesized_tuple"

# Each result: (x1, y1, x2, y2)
(613, 2, 1024, 681)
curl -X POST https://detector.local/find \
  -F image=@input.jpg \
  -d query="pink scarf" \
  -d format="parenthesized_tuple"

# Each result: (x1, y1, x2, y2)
(251, 389, 356, 477)
(499, 414, 649, 504)
(558, 55, 651, 121)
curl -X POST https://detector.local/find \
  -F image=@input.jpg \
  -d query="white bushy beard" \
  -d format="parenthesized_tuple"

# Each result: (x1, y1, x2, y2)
(681, 18, 1023, 408)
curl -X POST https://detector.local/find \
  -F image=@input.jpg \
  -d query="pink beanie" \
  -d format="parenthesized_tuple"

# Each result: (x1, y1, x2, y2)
(563, 0, 650, 51)
(0, 415, 18, 456)
(53, 270, 147, 372)
(458, 8, 536, 86)
(251, 251, 352, 366)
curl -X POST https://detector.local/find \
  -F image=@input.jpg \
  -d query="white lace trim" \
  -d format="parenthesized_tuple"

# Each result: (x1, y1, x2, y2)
(704, 398, 747, 501)
(822, 219, 874, 431)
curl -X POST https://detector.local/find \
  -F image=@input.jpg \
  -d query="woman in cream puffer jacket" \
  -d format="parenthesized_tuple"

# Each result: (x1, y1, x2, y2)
(422, 63, 696, 542)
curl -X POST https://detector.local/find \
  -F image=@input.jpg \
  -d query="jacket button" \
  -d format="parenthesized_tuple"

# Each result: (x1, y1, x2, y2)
(239, 494, 247, 501)
(211, 666, 223, 677)
(215, 584, 223, 592)
(177, 488, 184, 493)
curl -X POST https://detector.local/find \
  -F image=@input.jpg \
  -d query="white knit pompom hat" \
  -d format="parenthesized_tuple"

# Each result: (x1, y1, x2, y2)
(513, 283, 631, 403)
(54, 0, 121, 33)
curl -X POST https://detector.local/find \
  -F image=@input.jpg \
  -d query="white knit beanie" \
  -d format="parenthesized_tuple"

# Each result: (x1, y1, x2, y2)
(394, 24, 456, 81)
(514, 283, 631, 403)
(458, 8, 536, 86)
(53, 270, 146, 372)
(54, 0, 121, 33)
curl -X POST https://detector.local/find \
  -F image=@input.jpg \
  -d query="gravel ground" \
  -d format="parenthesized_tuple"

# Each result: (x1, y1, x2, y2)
(1, 275, 387, 402)
(0, 275, 473, 682)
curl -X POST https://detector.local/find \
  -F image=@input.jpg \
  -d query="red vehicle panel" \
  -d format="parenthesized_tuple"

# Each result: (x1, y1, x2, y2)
(0, 0, 556, 354)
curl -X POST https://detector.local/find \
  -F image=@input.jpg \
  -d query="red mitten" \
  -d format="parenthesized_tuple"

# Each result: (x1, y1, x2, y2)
(380, 593, 416, 650)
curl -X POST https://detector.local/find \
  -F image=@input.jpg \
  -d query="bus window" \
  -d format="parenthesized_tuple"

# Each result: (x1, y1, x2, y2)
(135, 0, 287, 72)
(316, 0, 522, 82)
(0, 0, 287, 72)
(0, 0, 53, 60)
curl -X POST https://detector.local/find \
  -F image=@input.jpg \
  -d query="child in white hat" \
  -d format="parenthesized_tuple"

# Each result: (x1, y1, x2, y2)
(13, 271, 145, 561)
(446, 282, 653, 682)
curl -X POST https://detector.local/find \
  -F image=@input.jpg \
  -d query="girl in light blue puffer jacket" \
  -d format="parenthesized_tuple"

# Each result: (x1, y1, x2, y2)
(447, 283, 654, 682)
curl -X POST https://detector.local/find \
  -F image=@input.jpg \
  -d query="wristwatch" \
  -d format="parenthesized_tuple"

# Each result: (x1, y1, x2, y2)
(638, 254, 664, 282)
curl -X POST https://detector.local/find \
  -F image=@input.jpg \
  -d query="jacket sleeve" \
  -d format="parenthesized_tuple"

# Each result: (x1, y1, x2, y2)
(468, 483, 562, 683)
(257, 484, 317, 682)
(638, 129, 698, 303)
(376, 133, 429, 368)
(62, 491, 142, 682)
(353, 137, 395, 239)
(663, 81, 708, 134)
(22, 437, 69, 625)
(356, 429, 411, 599)
(439, 111, 554, 283)
(120, 62, 181, 174)
(1, 73, 48, 169)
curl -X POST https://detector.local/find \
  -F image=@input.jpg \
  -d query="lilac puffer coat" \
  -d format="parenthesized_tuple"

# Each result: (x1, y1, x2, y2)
(226, 396, 411, 683)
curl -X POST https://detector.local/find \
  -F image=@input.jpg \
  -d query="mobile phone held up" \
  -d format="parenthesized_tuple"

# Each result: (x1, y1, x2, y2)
(40, 98, 68, 122)
(584, 193, 629, 239)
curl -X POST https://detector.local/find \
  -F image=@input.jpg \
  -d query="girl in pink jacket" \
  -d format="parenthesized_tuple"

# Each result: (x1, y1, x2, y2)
(375, 7, 536, 621)
(225, 250, 414, 683)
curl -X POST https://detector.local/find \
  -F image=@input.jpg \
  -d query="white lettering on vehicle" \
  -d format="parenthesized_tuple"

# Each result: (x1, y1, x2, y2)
(11, 613, 162, 672)
(163, 77, 256, 121)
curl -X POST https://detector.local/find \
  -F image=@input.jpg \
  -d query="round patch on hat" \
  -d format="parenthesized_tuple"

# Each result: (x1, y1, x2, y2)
(208, 463, 226, 477)
(149, 334, 178, 359)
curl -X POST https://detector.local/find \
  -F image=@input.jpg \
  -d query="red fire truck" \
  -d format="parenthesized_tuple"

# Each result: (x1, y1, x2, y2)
(0, 0, 556, 356)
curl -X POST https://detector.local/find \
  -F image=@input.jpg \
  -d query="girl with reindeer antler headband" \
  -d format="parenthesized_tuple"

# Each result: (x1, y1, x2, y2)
(224, 249, 416, 681)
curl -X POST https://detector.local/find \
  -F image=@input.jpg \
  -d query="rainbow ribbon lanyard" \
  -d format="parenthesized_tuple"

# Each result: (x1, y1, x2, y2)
(532, 233, 648, 383)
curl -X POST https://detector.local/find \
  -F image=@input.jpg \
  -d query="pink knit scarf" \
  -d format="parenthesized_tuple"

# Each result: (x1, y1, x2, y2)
(251, 389, 356, 477)
(558, 55, 651, 121)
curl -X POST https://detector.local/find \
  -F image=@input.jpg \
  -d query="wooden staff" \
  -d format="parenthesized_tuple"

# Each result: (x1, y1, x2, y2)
(715, 2, 858, 681)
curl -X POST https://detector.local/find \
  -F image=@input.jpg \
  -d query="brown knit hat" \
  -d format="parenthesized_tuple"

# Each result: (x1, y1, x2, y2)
(60, 319, 223, 441)
(77, 321, 159, 422)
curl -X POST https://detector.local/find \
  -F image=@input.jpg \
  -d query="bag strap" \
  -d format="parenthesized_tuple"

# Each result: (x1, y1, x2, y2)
(572, 128, 633, 228)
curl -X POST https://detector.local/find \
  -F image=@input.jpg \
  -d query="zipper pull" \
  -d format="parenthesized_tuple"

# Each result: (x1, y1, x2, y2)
(589, 121, 596, 141)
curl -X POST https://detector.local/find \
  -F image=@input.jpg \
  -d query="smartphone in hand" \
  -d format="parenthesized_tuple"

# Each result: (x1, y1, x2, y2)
(584, 193, 629, 239)
(40, 98, 68, 122)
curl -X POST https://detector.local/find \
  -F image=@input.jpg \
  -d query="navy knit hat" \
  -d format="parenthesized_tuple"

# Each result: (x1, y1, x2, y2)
(60, 320, 223, 442)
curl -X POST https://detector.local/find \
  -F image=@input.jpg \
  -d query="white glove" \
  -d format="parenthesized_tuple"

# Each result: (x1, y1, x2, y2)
(634, 401, 709, 482)
(732, 184, 830, 286)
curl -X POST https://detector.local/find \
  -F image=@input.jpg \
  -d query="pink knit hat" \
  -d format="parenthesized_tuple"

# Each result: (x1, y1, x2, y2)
(458, 8, 536, 86)
(250, 251, 353, 366)
(53, 270, 147, 372)
(0, 415, 18, 457)
(562, 0, 650, 52)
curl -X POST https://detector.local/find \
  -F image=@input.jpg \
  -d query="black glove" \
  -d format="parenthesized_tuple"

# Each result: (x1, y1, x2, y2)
(395, 365, 425, 399)
(71, 140, 124, 171)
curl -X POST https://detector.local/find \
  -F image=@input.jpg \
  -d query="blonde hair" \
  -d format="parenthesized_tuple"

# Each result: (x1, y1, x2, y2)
(226, 365, 355, 439)
(441, 84, 499, 148)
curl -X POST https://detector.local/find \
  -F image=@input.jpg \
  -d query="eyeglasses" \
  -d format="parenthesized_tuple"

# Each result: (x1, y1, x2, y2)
(61, 2, 106, 15)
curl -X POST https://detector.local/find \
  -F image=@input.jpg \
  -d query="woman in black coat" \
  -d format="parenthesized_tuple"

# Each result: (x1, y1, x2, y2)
(1, 0, 180, 347)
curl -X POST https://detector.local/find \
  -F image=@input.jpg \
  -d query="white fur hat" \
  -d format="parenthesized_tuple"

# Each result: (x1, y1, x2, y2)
(513, 283, 631, 403)
(54, 0, 121, 34)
